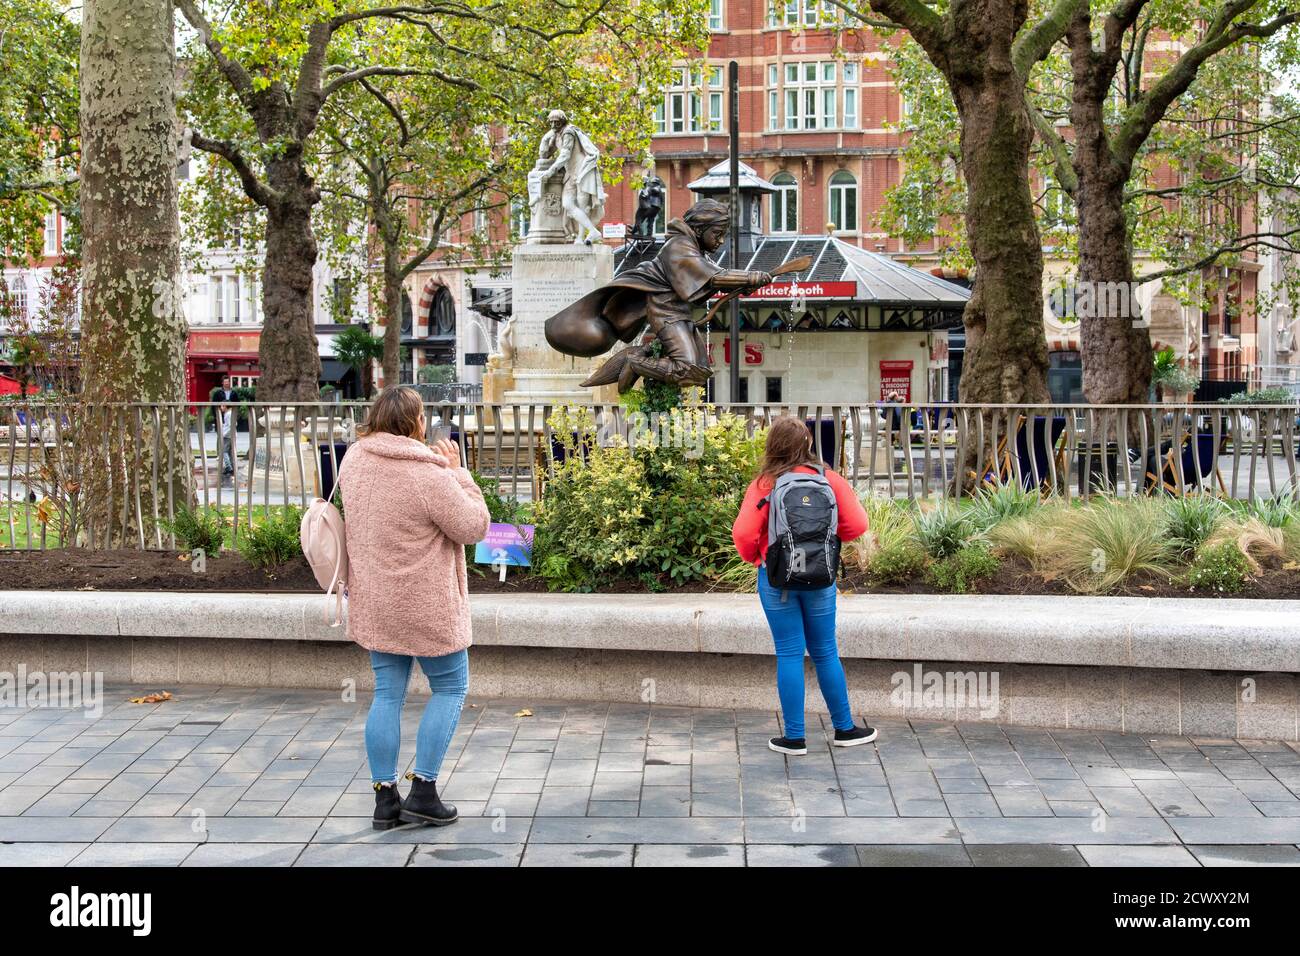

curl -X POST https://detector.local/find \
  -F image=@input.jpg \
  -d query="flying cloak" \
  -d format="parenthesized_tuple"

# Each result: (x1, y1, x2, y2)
(544, 218, 723, 358)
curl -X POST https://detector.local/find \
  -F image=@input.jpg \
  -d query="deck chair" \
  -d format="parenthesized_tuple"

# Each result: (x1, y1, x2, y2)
(1144, 432, 1228, 495)
(975, 415, 1067, 491)
(805, 417, 846, 470)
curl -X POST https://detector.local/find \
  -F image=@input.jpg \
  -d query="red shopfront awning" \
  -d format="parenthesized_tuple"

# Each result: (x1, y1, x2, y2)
(0, 374, 39, 396)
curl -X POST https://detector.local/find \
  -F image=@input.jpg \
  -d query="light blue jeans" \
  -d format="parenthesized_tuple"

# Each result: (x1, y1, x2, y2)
(756, 565, 854, 740)
(366, 649, 469, 784)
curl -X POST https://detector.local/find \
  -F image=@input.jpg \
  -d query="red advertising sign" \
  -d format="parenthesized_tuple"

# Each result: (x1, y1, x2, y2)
(709, 281, 858, 301)
(742, 280, 858, 300)
(879, 360, 913, 402)
(706, 340, 764, 366)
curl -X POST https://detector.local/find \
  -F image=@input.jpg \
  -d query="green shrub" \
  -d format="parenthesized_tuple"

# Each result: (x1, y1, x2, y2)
(844, 495, 915, 571)
(1163, 494, 1224, 556)
(1187, 541, 1250, 594)
(239, 506, 304, 568)
(1228, 491, 1297, 529)
(161, 505, 228, 554)
(471, 472, 531, 524)
(712, 552, 759, 593)
(929, 544, 1000, 594)
(914, 502, 975, 559)
(533, 407, 762, 590)
(968, 481, 1040, 532)
(867, 541, 928, 584)
(1047, 498, 1175, 594)
(1217, 387, 1295, 405)
(986, 509, 1062, 569)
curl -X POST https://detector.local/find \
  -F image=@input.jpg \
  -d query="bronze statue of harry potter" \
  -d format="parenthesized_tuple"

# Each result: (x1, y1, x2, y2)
(543, 199, 775, 393)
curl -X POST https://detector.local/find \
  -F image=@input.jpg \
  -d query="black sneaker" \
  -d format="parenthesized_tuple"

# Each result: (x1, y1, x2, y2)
(372, 782, 405, 831)
(768, 736, 808, 755)
(832, 725, 878, 747)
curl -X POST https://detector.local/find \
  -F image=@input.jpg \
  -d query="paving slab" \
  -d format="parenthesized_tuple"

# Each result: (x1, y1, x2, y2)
(5, 688, 1299, 866)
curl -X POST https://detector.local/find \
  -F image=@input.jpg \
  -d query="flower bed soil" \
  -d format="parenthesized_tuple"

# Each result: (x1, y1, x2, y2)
(1, 548, 1298, 599)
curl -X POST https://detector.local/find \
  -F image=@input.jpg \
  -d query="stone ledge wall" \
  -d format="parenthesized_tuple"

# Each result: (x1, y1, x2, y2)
(2, 634, 1295, 740)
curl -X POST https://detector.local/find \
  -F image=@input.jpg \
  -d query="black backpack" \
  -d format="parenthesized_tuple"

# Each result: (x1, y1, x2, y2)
(760, 464, 840, 593)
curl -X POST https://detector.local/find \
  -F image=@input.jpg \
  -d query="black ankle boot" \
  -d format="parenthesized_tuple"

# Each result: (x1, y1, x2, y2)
(372, 782, 405, 831)
(399, 774, 458, 826)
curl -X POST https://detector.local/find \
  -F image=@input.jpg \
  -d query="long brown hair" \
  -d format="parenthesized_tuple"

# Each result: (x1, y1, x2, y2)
(757, 416, 820, 490)
(358, 386, 424, 441)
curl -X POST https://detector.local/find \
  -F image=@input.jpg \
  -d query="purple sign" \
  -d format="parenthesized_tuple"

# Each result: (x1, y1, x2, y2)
(474, 523, 534, 567)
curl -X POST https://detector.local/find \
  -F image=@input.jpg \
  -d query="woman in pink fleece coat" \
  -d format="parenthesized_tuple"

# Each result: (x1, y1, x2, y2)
(337, 386, 490, 830)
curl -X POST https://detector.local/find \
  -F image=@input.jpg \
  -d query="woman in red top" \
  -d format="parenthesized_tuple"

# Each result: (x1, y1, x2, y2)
(732, 416, 875, 756)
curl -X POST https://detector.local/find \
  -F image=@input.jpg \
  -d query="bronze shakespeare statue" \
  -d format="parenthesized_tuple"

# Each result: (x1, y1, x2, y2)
(545, 199, 792, 393)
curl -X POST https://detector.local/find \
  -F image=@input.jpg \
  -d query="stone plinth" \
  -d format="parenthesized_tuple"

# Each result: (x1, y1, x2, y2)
(502, 243, 616, 410)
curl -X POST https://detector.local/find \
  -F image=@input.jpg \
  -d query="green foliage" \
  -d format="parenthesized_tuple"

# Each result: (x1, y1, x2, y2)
(1162, 495, 1225, 556)
(1152, 347, 1199, 395)
(1217, 387, 1296, 406)
(1228, 491, 1298, 529)
(929, 543, 1000, 594)
(866, 541, 929, 585)
(0, 0, 79, 262)
(332, 324, 384, 372)
(238, 506, 304, 569)
(1047, 498, 1176, 594)
(1187, 541, 1250, 594)
(418, 364, 456, 386)
(968, 481, 1041, 532)
(471, 473, 532, 525)
(533, 407, 762, 591)
(179, 0, 712, 310)
(913, 502, 976, 559)
(161, 505, 229, 555)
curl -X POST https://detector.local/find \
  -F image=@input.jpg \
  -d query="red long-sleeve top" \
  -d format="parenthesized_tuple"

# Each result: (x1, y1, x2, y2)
(731, 466, 870, 566)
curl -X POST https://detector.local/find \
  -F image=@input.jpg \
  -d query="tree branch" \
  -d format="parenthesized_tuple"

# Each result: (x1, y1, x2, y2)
(1112, 1, 1300, 165)
(859, 0, 947, 62)
(1012, 0, 1089, 78)
(321, 65, 478, 101)
(174, 0, 256, 101)
(1141, 226, 1300, 282)
(1029, 102, 1078, 194)
(189, 132, 279, 208)
(359, 77, 410, 147)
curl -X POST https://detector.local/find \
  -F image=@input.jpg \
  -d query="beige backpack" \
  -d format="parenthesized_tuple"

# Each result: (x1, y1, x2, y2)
(300, 477, 348, 627)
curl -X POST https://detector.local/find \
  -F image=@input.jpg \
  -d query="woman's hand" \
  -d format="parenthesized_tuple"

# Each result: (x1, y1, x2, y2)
(430, 437, 459, 463)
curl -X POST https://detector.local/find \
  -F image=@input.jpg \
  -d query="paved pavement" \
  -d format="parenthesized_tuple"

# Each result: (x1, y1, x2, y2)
(2, 685, 1300, 867)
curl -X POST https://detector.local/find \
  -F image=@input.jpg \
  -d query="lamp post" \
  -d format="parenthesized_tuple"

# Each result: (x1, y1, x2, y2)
(728, 60, 741, 404)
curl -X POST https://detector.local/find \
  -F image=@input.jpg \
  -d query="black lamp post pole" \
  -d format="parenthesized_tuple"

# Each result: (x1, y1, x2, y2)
(728, 59, 741, 405)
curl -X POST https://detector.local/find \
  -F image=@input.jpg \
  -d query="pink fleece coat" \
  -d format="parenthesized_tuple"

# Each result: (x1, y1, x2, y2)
(338, 432, 490, 658)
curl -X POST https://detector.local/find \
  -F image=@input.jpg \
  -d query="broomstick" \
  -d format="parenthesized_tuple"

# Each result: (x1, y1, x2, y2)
(695, 254, 813, 328)
(582, 255, 813, 390)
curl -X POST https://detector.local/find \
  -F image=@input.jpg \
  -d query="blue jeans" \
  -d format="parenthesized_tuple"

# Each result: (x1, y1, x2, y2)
(366, 649, 469, 785)
(757, 565, 854, 740)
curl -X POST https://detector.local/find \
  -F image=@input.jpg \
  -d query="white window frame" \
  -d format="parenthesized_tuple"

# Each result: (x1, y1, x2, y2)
(510, 197, 529, 238)
(708, 0, 724, 31)
(9, 275, 29, 318)
(43, 212, 58, 256)
(829, 170, 858, 233)
(211, 275, 223, 324)
(655, 66, 725, 135)
(768, 0, 833, 27)
(228, 274, 241, 323)
(773, 61, 857, 131)
(770, 172, 799, 234)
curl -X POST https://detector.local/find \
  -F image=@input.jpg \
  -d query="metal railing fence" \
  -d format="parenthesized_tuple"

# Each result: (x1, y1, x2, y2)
(2, 399, 1297, 550)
